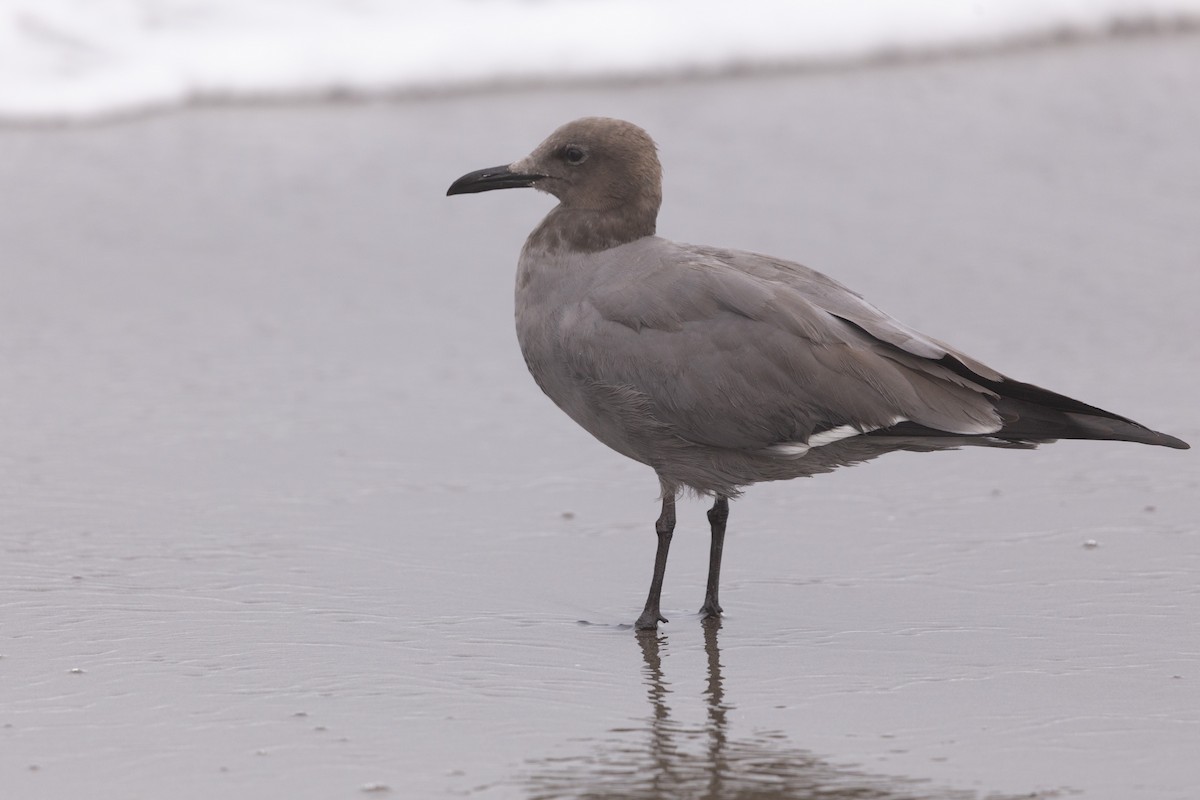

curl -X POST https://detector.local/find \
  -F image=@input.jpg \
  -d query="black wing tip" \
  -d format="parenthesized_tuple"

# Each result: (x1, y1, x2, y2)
(1153, 432, 1190, 450)
(1059, 413, 1190, 450)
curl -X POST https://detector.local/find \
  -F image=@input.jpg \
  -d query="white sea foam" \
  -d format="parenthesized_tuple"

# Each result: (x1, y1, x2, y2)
(1, 0, 1197, 121)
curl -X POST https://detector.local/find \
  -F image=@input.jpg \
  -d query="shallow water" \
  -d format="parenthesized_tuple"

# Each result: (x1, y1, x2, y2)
(1, 34, 1198, 800)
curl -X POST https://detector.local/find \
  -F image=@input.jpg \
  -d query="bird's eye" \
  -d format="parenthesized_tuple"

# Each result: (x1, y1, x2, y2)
(563, 146, 587, 165)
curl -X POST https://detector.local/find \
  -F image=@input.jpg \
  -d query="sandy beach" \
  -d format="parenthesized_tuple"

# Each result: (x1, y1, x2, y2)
(1, 31, 1198, 800)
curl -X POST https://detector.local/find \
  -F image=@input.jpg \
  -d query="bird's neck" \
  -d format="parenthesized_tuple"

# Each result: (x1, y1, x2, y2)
(526, 204, 657, 254)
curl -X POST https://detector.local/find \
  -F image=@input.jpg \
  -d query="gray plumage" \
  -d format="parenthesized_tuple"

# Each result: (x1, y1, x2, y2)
(447, 117, 1189, 630)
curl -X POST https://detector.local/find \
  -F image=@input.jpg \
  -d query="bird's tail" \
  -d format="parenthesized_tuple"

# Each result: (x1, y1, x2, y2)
(991, 395, 1188, 448)
(873, 360, 1190, 450)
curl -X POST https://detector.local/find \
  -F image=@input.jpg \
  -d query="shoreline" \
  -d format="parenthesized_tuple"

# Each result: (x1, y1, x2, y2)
(2, 21, 1198, 129)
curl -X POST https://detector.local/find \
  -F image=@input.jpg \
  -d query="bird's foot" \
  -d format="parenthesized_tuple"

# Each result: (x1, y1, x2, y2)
(699, 600, 723, 619)
(635, 610, 667, 630)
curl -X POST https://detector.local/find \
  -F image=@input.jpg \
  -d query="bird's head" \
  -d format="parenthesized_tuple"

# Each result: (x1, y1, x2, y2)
(447, 117, 662, 218)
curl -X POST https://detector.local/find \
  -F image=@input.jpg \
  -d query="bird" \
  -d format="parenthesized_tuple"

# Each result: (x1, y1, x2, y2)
(446, 117, 1189, 631)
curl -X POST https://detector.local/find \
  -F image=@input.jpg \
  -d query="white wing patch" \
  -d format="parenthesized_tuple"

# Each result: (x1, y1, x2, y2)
(764, 418, 906, 459)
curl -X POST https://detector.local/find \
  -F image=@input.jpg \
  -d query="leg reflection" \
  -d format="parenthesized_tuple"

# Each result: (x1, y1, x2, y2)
(635, 629, 677, 793)
(702, 617, 728, 800)
(513, 627, 1026, 799)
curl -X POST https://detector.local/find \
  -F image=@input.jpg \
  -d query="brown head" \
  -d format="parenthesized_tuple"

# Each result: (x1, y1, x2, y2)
(447, 117, 663, 251)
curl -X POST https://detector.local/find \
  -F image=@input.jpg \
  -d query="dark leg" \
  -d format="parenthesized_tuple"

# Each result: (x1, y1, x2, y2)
(700, 495, 729, 619)
(636, 494, 676, 630)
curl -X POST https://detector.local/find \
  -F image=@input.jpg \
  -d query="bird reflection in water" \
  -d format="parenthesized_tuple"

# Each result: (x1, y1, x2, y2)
(514, 620, 1049, 800)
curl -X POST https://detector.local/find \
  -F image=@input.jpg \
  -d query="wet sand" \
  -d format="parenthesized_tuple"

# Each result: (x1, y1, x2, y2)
(1, 33, 1198, 800)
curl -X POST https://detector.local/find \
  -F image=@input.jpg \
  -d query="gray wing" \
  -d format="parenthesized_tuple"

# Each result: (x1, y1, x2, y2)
(562, 239, 1003, 451)
(706, 244, 1005, 382)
